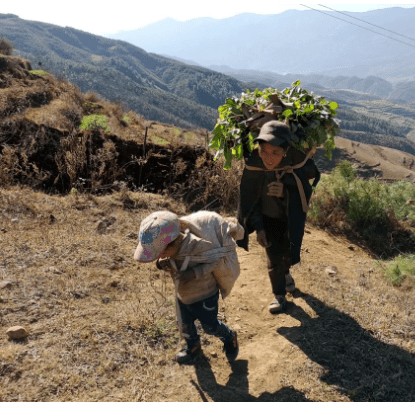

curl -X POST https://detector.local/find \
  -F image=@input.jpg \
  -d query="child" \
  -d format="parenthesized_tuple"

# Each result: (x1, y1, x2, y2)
(237, 120, 320, 313)
(134, 210, 244, 364)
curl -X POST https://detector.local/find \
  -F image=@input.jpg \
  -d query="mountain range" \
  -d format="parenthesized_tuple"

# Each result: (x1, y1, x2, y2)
(0, 13, 246, 130)
(1, 12, 415, 154)
(108, 8, 415, 80)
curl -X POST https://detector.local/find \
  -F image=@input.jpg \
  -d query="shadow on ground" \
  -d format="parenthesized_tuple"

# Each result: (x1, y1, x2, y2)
(193, 356, 314, 402)
(279, 293, 415, 402)
(192, 293, 415, 402)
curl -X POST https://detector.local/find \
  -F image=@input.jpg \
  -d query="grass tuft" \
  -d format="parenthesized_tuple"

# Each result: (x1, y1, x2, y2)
(80, 114, 110, 133)
(29, 69, 48, 76)
(381, 254, 415, 286)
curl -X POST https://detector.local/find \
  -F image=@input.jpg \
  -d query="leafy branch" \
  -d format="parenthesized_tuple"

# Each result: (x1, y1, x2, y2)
(209, 81, 340, 169)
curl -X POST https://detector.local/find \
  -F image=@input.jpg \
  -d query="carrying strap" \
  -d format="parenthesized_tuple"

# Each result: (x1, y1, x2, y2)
(174, 245, 237, 270)
(245, 146, 317, 213)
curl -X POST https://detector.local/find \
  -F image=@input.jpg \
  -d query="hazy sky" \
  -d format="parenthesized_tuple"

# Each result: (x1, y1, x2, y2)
(2, 2, 415, 35)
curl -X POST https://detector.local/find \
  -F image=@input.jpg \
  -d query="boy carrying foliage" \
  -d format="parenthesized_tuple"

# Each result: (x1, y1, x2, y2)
(237, 120, 320, 313)
(134, 210, 244, 364)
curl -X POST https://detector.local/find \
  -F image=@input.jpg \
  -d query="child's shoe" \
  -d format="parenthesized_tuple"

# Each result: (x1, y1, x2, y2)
(268, 295, 286, 314)
(285, 273, 296, 293)
(223, 331, 239, 362)
(175, 343, 201, 364)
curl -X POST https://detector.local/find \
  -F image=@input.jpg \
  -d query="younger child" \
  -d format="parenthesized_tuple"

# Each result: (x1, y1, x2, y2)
(134, 210, 244, 364)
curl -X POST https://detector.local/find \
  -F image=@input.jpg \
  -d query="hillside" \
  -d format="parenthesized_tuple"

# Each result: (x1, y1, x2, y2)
(0, 14, 248, 130)
(108, 8, 415, 79)
(1, 187, 414, 402)
(1, 53, 415, 402)
(1, 13, 415, 157)
(1, 54, 415, 198)
(315, 136, 415, 181)
(0, 54, 236, 203)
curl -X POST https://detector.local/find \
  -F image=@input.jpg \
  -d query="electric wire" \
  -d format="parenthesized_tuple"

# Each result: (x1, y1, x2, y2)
(318, 4, 415, 42)
(300, 4, 415, 50)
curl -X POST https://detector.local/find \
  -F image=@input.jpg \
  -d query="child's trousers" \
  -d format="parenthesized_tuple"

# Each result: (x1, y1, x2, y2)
(177, 292, 234, 348)
(263, 215, 291, 296)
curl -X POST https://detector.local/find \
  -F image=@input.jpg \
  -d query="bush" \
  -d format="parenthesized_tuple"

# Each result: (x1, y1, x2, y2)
(308, 161, 415, 257)
(0, 37, 13, 55)
(380, 254, 415, 286)
(80, 114, 110, 133)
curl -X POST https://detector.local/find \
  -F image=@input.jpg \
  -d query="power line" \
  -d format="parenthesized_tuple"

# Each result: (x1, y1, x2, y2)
(300, 4, 415, 50)
(319, 4, 415, 43)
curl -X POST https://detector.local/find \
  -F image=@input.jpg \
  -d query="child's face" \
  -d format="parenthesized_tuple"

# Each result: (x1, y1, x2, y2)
(158, 236, 181, 258)
(258, 142, 285, 170)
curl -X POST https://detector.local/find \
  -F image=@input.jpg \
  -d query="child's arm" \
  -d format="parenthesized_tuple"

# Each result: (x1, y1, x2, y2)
(176, 261, 218, 283)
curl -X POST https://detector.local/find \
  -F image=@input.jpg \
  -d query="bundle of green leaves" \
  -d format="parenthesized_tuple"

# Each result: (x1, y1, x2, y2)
(210, 81, 340, 169)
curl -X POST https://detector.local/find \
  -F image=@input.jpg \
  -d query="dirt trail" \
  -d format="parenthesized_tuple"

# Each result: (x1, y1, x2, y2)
(161, 225, 415, 402)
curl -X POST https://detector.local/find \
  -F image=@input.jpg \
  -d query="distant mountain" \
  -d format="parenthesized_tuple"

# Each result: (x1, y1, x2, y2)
(0, 14, 248, 130)
(108, 8, 415, 80)
(1, 13, 414, 153)
(208, 66, 415, 103)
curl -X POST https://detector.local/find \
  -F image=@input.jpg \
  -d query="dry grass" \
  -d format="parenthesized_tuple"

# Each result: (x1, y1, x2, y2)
(2, 54, 415, 401)
(1, 188, 414, 402)
(287, 250, 415, 402)
(0, 38, 14, 56)
(0, 187, 186, 402)
(0, 55, 239, 211)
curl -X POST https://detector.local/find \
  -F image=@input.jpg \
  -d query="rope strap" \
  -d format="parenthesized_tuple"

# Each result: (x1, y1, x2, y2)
(245, 146, 316, 213)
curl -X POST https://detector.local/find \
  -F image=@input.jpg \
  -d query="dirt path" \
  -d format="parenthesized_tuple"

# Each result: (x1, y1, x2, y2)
(160, 225, 415, 402)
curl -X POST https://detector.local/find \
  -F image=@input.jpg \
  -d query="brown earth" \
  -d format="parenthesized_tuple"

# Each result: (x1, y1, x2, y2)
(1, 56, 415, 402)
(315, 136, 415, 182)
(0, 189, 414, 402)
(159, 230, 415, 402)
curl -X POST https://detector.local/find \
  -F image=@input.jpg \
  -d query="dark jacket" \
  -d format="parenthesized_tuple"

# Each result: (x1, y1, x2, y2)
(237, 147, 320, 265)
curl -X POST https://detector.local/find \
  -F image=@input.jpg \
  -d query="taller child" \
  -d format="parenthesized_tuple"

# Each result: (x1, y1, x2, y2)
(237, 120, 320, 313)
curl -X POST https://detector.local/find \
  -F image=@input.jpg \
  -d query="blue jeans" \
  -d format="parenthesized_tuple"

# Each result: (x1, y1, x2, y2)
(178, 292, 234, 348)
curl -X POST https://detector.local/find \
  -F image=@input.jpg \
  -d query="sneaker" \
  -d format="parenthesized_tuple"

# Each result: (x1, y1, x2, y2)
(175, 343, 201, 364)
(223, 331, 239, 362)
(285, 273, 296, 293)
(268, 295, 287, 314)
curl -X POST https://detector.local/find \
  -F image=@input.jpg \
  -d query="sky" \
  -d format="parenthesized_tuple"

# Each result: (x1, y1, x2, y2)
(1, 2, 415, 35)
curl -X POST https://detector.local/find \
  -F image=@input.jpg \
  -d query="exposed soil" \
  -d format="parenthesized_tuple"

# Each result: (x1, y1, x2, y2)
(1, 56, 415, 402)
(315, 136, 415, 182)
(1, 189, 414, 402)
(158, 229, 415, 402)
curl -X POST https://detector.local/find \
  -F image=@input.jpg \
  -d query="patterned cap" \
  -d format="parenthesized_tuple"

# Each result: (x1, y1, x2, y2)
(134, 211, 180, 262)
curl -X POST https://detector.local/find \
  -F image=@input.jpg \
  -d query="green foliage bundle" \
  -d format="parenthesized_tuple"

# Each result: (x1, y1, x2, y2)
(210, 81, 340, 169)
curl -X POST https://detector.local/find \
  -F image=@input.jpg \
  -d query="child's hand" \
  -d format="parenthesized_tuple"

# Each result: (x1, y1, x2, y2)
(178, 269, 196, 282)
(256, 230, 271, 248)
(267, 181, 284, 198)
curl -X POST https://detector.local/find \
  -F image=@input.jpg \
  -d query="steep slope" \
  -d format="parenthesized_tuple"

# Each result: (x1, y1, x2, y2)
(0, 14, 248, 130)
(315, 136, 415, 181)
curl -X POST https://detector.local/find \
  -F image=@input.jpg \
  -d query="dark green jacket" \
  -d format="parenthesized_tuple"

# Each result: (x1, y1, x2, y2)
(237, 147, 320, 265)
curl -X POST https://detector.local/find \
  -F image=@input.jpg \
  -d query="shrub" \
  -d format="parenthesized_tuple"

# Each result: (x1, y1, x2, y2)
(80, 114, 110, 133)
(380, 254, 415, 286)
(84, 91, 101, 103)
(308, 161, 415, 257)
(0, 37, 13, 55)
